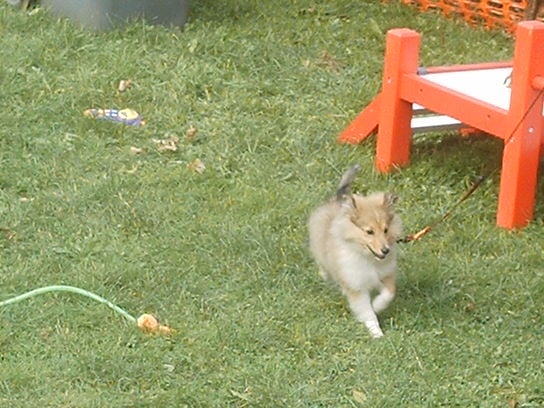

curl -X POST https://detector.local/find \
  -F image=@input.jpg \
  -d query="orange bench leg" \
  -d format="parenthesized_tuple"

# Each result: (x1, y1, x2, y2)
(375, 29, 421, 173)
(338, 94, 381, 144)
(497, 21, 544, 228)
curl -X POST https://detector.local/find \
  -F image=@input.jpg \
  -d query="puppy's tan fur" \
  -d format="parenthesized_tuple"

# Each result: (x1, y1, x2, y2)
(308, 166, 402, 338)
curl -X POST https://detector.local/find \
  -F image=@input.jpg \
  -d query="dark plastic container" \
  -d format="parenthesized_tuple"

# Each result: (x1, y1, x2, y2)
(41, 0, 190, 31)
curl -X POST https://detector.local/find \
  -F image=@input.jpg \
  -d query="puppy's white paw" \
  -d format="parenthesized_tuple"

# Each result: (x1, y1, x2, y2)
(372, 289, 394, 314)
(364, 320, 384, 338)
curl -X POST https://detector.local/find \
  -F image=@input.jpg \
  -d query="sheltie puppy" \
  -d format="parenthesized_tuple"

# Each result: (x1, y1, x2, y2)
(308, 165, 402, 338)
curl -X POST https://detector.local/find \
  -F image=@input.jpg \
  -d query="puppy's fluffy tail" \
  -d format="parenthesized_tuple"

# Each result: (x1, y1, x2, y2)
(336, 164, 361, 201)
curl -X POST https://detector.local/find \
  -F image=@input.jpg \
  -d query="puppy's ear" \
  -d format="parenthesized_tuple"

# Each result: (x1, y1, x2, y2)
(350, 194, 358, 210)
(340, 194, 358, 212)
(383, 192, 399, 209)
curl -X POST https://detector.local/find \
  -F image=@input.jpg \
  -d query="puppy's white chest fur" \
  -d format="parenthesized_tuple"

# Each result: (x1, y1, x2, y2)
(336, 243, 397, 292)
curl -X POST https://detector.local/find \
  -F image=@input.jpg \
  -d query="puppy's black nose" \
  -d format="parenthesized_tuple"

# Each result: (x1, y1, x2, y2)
(381, 247, 390, 255)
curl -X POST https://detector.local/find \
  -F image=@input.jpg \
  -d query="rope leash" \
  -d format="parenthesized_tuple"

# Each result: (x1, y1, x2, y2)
(398, 174, 489, 243)
(397, 86, 544, 244)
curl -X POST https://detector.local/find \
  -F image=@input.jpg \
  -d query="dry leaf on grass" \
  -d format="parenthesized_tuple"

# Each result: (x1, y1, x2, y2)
(185, 125, 198, 141)
(188, 158, 206, 174)
(318, 50, 342, 72)
(463, 302, 477, 313)
(1, 227, 16, 240)
(508, 399, 519, 408)
(352, 389, 367, 405)
(130, 146, 144, 155)
(298, 7, 317, 15)
(125, 165, 139, 174)
(118, 79, 133, 92)
(152, 135, 180, 152)
(230, 387, 252, 402)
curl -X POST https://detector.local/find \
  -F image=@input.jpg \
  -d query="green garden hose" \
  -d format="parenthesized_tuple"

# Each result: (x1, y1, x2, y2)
(0, 285, 172, 334)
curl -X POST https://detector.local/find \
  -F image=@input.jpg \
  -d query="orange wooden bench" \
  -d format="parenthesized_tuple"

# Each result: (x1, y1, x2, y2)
(339, 21, 544, 229)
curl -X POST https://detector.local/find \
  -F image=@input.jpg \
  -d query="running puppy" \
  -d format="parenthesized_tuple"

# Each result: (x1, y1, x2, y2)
(308, 165, 402, 338)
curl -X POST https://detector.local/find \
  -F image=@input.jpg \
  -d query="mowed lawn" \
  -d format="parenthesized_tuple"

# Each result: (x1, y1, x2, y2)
(1, 1, 543, 407)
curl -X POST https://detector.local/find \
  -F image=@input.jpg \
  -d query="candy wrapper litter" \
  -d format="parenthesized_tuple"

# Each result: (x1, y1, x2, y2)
(84, 108, 145, 126)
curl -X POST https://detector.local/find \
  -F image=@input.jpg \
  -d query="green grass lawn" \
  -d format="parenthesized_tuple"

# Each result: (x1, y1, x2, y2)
(1, 1, 543, 406)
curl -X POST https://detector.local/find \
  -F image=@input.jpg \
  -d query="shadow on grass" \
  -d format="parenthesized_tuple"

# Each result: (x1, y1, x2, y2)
(411, 132, 503, 177)
(414, 132, 544, 221)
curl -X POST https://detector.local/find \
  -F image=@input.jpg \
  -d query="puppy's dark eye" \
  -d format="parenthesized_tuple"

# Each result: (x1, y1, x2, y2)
(366, 229, 374, 235)
(384, 228, 388, 234)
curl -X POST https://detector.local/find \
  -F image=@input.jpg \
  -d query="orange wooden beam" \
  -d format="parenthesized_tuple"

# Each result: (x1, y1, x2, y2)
(400, 74, 509, 138)
(497, 21, 544, 228)
(337, 94, 381, 144)
(375, 28, 421, 172)
(420, 61, 512, 74)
